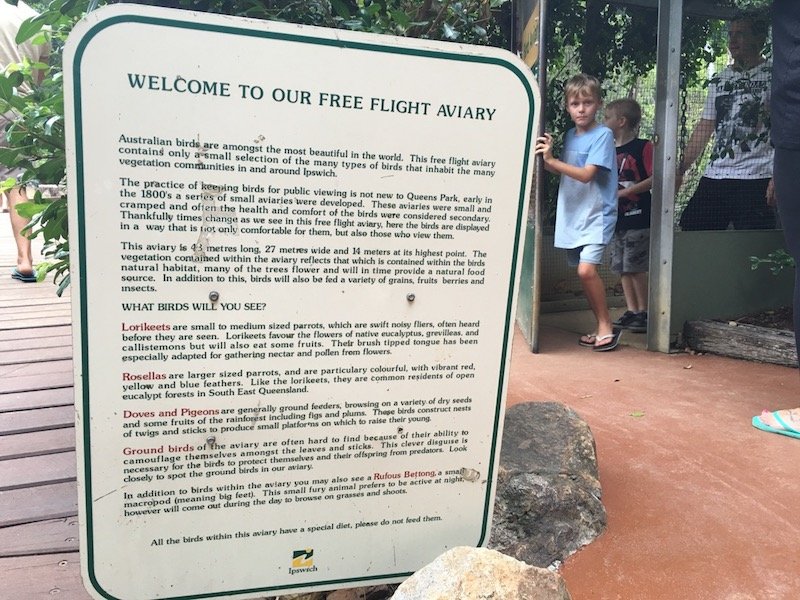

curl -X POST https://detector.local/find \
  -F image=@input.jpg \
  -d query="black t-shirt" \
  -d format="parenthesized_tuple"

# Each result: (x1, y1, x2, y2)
(772, 0, 800, 150)
(615, 138, 653, 231)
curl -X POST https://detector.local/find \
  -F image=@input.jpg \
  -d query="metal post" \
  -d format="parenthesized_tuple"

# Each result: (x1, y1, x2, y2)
(530, 0, 547, 353)
(648, 0, 682, 352)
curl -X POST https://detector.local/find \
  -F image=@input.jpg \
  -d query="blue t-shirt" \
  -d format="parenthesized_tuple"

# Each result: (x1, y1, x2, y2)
(554, 124, 618, 248)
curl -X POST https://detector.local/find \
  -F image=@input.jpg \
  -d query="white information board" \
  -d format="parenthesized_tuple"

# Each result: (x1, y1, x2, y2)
(65, 5, 539, 599)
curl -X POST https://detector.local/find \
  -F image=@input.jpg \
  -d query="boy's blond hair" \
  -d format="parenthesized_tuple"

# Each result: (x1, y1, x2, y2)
(606, 98, 642, 130)
(564, 73, 602, 103)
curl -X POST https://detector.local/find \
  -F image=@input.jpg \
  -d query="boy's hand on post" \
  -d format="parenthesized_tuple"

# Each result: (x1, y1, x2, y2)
(534, 133, 554, 162)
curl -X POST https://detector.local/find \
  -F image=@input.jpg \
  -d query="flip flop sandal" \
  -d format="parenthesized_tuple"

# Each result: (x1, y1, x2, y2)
(11, 268, 37, 283)
(593, 330, 622, 352)
(578, 333, 597, 347)
(752, 413, 800, 439)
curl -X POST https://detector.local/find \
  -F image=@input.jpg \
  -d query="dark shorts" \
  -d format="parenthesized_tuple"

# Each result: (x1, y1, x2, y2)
(678, 177, 775, 230)
(610, 228, 649, 274)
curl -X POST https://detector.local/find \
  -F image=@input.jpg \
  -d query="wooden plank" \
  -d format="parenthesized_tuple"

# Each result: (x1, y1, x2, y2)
(0, 387, 74, 412)
(0, 295, 69, 309)
(0, 427, 75, 461)
(0, 312, 72, 327)
(0, 304, 71, 317)
(0, 481, 78, 527)
(0, 282, 65, 299)
(0, 283, 67, 295)
(0, 451, 76, 491)
(0, 368, 74, 394)
(0, 552, 92, 599)
(0, 405, 74, 435)
(0, 517, 78, 558)
(684, 320, 799, 368)
(0, 345, 73, 365)
(0, 358, 73, 378)
(0, 333, 71, 352)
(0, 324, 71, 342)
(0, 314, 72, 330)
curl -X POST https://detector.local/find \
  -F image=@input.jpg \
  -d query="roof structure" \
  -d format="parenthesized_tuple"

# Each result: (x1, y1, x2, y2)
(607, 0, 769, 19)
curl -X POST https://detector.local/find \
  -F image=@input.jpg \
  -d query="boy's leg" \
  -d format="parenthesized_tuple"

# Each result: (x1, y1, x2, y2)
(620, 274, 639, 312)
(622, 271, 649, 333)
(619, 228, 649, 322)
(628, 272, 648, 312)
(610, 233, 638, 327)
(577, 260, 613, 341)
(8, 186, 33, 276)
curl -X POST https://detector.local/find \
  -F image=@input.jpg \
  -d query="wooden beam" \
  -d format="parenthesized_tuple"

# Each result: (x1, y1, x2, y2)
(0, 517, 79, 557)
(0, 481, 78, 527)
(0, 552, 91, 599)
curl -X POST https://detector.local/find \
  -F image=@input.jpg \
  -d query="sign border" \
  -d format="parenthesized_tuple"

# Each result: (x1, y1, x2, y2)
(67, 7, 538, 599)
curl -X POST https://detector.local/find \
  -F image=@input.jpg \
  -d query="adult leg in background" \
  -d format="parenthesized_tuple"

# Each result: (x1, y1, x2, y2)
(8, 185, 32, 278)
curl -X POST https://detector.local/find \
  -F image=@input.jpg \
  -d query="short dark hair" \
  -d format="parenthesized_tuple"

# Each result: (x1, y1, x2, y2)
(732, 15, 769, 43)
(606, 98, 642, 130)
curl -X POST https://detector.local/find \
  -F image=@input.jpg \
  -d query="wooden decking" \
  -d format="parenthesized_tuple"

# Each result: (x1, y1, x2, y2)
(0, 228, 91, 598)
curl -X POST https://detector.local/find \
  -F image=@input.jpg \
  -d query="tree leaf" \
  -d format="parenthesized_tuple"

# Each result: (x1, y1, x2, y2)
(44, 115, 62, 136)
(15, 15, 48, 44)
(330, 0, 351, 19)
(391, 10, 410, 28)
(443, 22, 458, 40)
(12, 200, 46, 219)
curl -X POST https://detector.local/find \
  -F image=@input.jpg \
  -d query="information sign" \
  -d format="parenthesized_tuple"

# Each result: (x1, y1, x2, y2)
(66, 5, 539, 598)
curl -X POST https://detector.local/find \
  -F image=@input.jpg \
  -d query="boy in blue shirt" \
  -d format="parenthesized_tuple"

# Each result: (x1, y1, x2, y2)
(535, 74, 620, 351)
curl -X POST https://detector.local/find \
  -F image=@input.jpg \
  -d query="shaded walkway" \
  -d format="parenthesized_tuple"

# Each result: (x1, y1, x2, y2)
(0, 224, 83, 597)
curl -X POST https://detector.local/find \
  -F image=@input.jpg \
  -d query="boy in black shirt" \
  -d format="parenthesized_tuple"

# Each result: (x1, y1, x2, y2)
(604, 99, 653, 333)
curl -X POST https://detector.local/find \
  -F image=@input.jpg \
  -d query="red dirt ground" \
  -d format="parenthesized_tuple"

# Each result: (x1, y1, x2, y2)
(506, 325, 800, 600)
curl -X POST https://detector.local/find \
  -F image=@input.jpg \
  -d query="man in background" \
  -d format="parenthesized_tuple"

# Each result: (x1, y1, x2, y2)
(1, 0, 48, 282)
(678, 16, 774, 231)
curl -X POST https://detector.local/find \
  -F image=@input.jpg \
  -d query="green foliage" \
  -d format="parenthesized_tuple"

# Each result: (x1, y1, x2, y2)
(129, 0, 508, 45)
(731, 0, 771, 11)
(0, 0, 94, 293)
(750, 249, 795, 275)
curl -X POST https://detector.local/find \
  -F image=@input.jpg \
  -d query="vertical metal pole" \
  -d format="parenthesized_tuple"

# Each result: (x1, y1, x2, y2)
(648, 0, 682, 352)
(530, 0, 548, 353)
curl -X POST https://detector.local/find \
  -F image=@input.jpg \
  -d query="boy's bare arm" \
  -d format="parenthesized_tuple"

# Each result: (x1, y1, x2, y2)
(618, 176, 653, 198)
(534, 133, 600, 183)
(546, 159, 600, 183)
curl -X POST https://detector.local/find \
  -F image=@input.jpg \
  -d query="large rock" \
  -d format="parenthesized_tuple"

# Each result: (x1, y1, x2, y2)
(391, 546, 570, 600)
(489, 402, 606, 567)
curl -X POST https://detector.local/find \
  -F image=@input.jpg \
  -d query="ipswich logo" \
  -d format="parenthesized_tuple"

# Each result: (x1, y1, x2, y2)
(289, 549, 318, 575)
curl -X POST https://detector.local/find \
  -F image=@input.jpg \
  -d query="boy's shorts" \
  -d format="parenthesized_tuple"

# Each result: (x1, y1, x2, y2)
(610, 228, 650, 274)
(566, 244, 606, 267)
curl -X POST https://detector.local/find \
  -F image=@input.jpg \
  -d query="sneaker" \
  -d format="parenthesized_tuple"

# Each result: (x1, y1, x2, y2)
(627, 312, 647, 333)
(613, 310, 638, 328)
